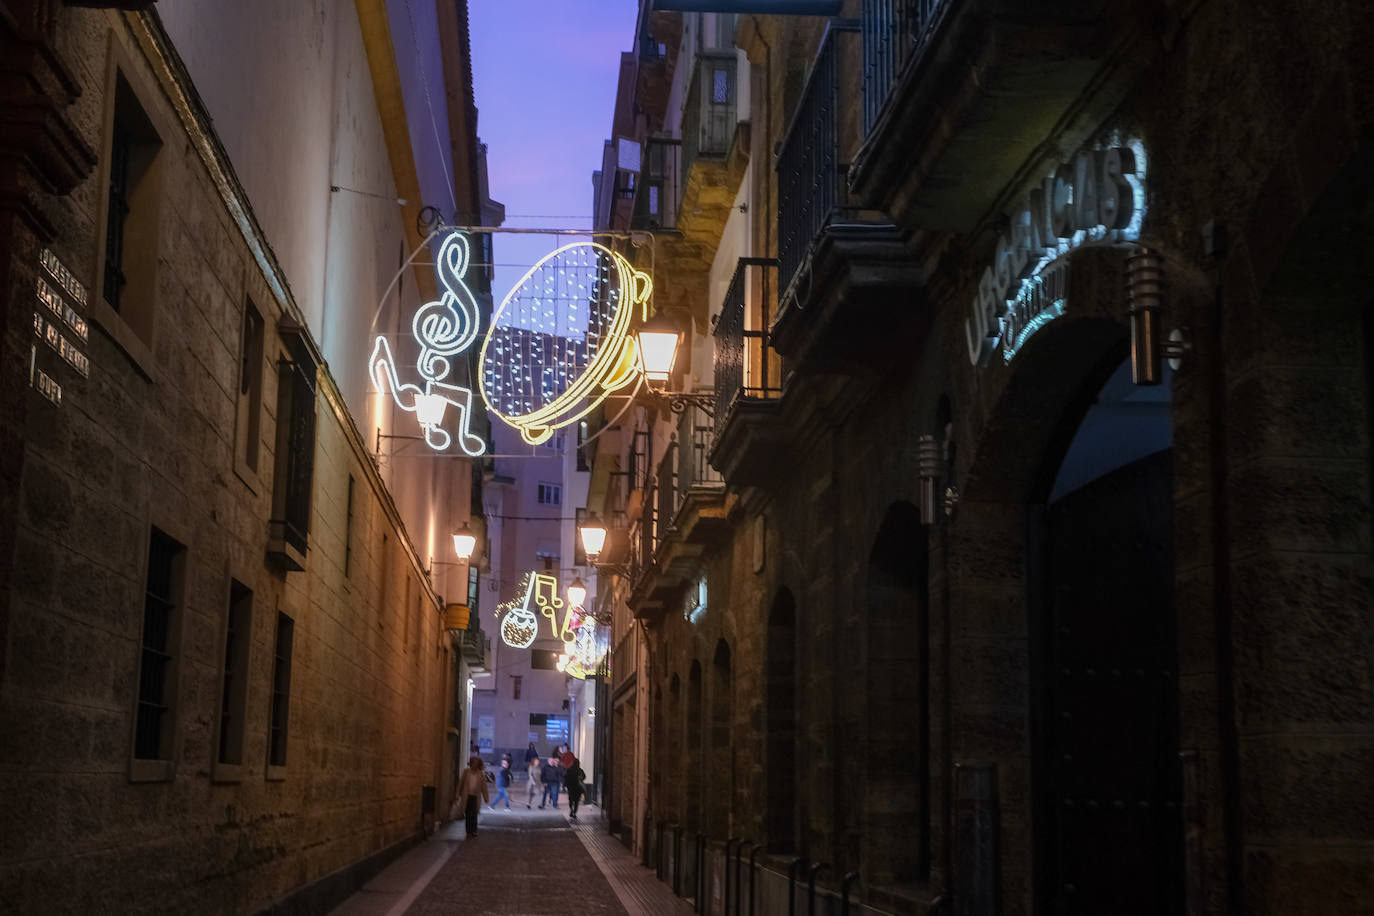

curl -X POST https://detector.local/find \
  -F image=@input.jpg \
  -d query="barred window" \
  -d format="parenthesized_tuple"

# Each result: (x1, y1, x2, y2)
(135, 528, 184, 762)
(268, 613, 295, 769)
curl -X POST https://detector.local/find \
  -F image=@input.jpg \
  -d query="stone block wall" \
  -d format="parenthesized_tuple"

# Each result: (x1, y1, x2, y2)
(0, 8, 453, 914)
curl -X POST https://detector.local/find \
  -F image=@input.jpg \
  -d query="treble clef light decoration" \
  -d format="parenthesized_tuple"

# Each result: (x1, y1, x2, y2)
(369, 231, 486, 456)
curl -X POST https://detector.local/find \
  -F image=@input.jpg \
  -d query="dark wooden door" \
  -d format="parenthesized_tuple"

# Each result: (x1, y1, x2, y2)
(1041, 449, 1183, 914)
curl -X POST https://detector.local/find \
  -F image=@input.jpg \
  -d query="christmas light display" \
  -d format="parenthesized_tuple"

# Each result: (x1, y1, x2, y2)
(498, 571, 565, 649)
(370, 232, 485, 455)
(478, 241, 651, 446)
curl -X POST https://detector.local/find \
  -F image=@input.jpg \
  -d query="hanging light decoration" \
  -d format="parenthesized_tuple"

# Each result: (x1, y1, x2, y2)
(478, 242, 651, 445)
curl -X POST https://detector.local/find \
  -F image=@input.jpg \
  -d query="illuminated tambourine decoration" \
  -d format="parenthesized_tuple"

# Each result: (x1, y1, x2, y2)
(370, 232, 486, 456)
(479, 242, 651, 446)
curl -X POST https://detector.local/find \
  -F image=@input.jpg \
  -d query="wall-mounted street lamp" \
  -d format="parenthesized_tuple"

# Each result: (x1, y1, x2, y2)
(452, 523, 477, 561)
(442, 522, 480, 633)
(636, 313, 715, 416)
(567, 576, 587, 610)
(1128, 248, 1191, 385)
(578, 514, 609, 563)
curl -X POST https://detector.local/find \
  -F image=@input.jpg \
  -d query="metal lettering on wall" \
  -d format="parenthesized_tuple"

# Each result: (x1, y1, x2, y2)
(31, 249, 92, 405)
(965, 139, 1147, 366)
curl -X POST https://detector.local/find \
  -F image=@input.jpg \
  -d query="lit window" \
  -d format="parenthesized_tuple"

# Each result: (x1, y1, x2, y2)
(686, 576, 707, 624)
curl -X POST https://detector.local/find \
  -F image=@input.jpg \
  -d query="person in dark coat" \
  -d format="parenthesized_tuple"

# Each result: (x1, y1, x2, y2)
(564, 757, 586, 821)
(540, 757, 563, 809)
(524, 742, 540, 765)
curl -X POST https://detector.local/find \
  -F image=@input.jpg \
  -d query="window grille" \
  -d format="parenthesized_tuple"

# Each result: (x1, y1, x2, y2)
(135, 528, 183, 760)
(104, 123, 131, 312)
(218, 582, 252, 766)
(268, 613, 294, 767)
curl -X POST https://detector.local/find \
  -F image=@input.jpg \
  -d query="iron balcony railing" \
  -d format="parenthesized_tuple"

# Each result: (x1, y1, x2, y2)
(777, 24, 861, 299)
(655, 442, 678, 544)
(632, 138, 682, 232)
(675, 404, 722, 505)
(682, 52, 738, 185)
(862, 0, 952, 135)
(713, 258, 782, 420)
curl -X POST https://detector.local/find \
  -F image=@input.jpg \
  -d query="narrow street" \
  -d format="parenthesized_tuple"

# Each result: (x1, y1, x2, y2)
(329, 805, 692, 916)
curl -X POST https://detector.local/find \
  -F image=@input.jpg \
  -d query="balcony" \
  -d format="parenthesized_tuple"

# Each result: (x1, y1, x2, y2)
(709, 259, 789, 488)
(771, 23, 925, 375)
(460, 625, 490, 672)
(678, 52, 748, 247)
(636, 10, 682, 130)
(850, 0, 1155, 231)
(632, 138, 681, 233)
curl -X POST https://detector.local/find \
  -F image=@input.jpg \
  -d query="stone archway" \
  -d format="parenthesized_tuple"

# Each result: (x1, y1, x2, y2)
(766, 587, 799, 853)
(708, 638, 733, 838)
(864, 501, 930, 890)
(946, 242, 1197, 911)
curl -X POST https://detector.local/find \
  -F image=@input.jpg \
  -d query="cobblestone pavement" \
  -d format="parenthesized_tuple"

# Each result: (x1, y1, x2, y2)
(401, 805, 629, 916)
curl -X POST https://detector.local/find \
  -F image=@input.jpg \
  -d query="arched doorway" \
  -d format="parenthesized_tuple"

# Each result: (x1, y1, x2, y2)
(1033, 358, 1182, 914)
(708, 639, 733, 837)
(865, 502, 929, 888)
(766, 588, 798, 852)
(686, 660, 704, 833)
(668, 673, 682, 825)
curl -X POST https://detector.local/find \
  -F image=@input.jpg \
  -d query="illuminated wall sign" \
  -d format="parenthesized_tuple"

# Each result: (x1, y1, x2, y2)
(30, 249, 91, 406)
(965, 141, 1147, 366)
(478, 242, 650, 446)
(1000, 259, 1069, 363)
(370, 232, 486, 455)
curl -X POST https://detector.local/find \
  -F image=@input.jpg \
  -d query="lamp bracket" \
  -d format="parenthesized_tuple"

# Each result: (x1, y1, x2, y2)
(644, 389, 715, 417)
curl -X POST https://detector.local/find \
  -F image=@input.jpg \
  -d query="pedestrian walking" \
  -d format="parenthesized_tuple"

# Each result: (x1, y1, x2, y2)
(525, 756, 542, 808)
(564, 757, 586, 821)
(457, 756, 489, 836)
(540, 756, 563, 809)
(524, 742, 540, 765)
(490, 758, 513, 810)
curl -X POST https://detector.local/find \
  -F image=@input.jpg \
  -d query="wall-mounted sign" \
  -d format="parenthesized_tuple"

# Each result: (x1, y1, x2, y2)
(30, 249, 92, 407)
(965, 140, 1147, 365)
(370, 232, 485, 455)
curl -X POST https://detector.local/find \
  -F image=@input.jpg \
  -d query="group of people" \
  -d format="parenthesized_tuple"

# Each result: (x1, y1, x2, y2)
(518, 742, 586, 820)
(455, 742, 588, 836)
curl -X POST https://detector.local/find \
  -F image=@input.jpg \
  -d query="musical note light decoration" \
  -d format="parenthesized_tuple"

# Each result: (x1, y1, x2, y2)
(370, 232, 486, 456)
(478, 242, 651, 446)
(498, 571, 566, 649)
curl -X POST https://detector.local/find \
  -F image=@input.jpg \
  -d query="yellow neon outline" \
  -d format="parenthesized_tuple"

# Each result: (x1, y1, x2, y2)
(478, 242, 652, 446)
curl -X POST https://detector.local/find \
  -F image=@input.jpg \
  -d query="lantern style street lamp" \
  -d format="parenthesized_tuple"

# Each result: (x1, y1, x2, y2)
(634, 313, 715, 416)
(578, 515, 608, 563)
(452, 523, 477, 561)
(567, 576, 587, 609)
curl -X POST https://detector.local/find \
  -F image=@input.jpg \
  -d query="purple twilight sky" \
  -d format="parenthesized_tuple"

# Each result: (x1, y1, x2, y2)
(469, 0, 637, 294)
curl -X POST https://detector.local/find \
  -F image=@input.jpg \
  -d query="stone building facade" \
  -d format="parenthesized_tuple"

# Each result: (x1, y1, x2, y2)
(0, 1, 494, 912)
(584, 2, 1374, 914)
